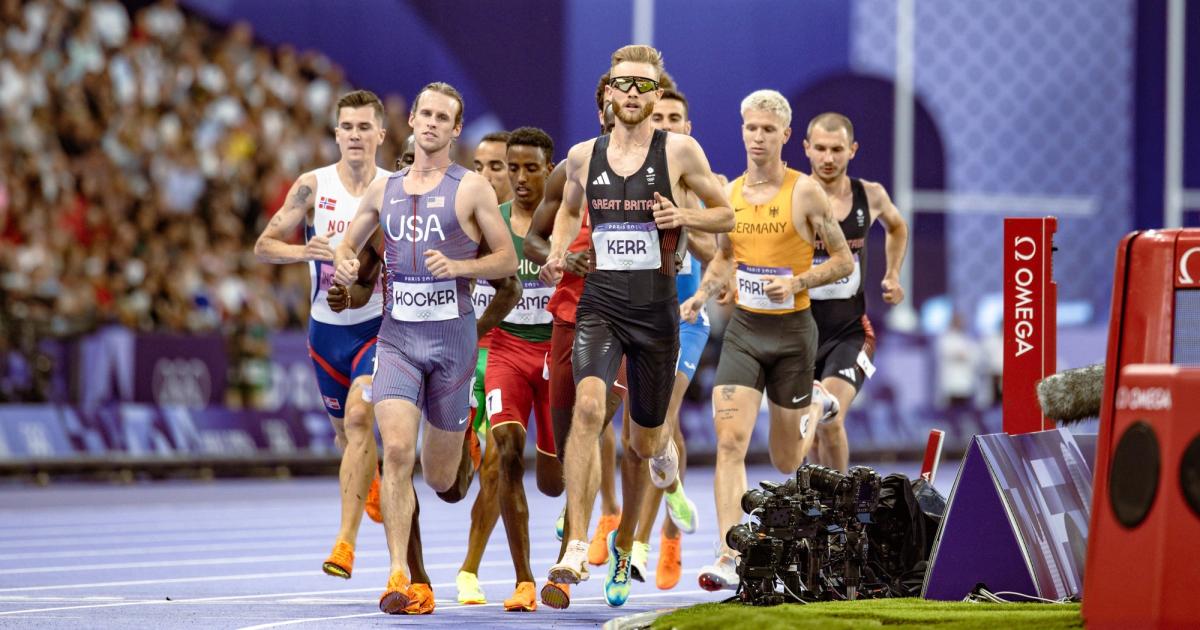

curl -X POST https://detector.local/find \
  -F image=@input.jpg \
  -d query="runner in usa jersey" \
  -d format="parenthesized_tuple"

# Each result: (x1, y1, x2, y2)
(540, 46, 733, 609)
(332, 82, 517, 616)
(254, 91, 433, 605)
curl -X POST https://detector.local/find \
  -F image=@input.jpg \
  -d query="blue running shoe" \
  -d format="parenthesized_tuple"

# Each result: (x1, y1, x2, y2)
(604, 531, 633, 607)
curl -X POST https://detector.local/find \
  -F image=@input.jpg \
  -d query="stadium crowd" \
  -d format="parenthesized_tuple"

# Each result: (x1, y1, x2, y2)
(0, 0, 418, 401)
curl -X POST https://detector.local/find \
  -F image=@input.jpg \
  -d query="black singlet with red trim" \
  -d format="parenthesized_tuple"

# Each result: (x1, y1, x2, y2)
(581, 128, 680, 308)
(811, 177, 871, 338)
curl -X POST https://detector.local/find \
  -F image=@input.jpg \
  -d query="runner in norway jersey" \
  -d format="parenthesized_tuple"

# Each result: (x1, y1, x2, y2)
(306, 163, 390, 417)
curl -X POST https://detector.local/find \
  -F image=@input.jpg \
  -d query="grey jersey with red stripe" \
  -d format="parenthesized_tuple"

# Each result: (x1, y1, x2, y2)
(379, 164, 478, 337)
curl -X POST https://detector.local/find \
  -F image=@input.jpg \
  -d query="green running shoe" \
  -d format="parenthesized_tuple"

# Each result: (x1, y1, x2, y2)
(664, 485, 699, 534)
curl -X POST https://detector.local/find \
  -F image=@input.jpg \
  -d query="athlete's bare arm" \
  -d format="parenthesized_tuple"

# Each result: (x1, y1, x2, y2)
(864, 180, 908, 305)
(793, 177, 853, 292)
(547, 141, 591, 259)
(681, 231, 734, 323)
(473, 237, 522, 338)
(328, 229, 384, 312)
(426, 173, 517, 280)
(254, 172, 327, 264)
(654, 135, 734, 234)
(523, 162, 567, 265)
(540, 141, 593, 285)
(333, 177, 387, 286)
(685, 230, 717, 264)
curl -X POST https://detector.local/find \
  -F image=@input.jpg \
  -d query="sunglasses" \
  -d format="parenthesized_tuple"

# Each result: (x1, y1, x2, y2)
(609, 76, 659, 94)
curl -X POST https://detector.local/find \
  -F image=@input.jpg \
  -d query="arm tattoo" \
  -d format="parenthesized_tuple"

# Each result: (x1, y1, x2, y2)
(293, 185, 312, 207)
(799, 214, 852, 288)
(700, 275, 726, 299)
(817, 213, 848, 253)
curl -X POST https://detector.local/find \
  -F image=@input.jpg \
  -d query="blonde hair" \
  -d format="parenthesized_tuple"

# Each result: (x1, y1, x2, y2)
(610, 44, 664, 79)
(740, 89, 792, 127)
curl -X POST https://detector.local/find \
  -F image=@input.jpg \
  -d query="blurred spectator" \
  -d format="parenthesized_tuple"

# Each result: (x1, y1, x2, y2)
(936, 313, 981, 410)
(0, 0, 372, 402)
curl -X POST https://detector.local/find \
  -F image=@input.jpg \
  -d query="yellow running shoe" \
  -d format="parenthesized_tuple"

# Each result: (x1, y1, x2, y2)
(456, 570, 486, 605)
(321, 540, 354, 579)
(378, 570, 411, 614)
(588, 512, 621, 566)
(503, 581, 537, 612)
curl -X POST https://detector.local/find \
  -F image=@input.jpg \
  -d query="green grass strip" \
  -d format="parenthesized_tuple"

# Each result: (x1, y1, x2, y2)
(652, 598, 1081, 629)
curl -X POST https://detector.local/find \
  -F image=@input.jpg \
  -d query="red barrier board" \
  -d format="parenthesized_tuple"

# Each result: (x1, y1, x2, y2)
(1003, 217, 1057, 434)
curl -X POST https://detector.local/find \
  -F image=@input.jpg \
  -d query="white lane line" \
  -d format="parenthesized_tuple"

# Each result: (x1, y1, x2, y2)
(0, 525, 335, 549)
(0, 551, 714, 612)
(1, 541, 564, 575)
(1, 539, 333, 562)
(0, 504, 338, 535)
(234, 589, 712, 630)
(0, 548, 581, 593)
(0, 537, 551, 563)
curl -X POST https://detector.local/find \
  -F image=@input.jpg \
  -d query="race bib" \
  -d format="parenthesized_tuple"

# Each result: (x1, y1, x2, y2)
(592, 222, 661, 271)
(505, 280, 554, 325)
(678, 250, 695, 275)
(472, 282, 495, 319)
(808, 253, 861, 301)
(318, 263, 383, 294)
(735, 263, 794, 311)
(390, 274, 458, 322)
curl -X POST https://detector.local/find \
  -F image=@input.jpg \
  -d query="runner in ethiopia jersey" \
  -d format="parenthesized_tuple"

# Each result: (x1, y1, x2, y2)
(332, 82, 517, 615)
(803, 112, 909, 473)
(253, 90, 435, 613)
(451, 127, 564, 612)
(540, 45, 734, 608)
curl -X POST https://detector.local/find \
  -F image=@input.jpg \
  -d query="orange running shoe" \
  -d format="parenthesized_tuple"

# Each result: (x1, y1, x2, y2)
(503, 581, 537, 612)
(656, 531, 682, 590)
(378, 570, 411, 614)
(404, 583, 435, 614)
(466, 427, 482, 472)
(588, 512, 620, 566)
(322, 540, 354, 579)
(364, 472, 383, 524)
(539, 581, 570, 609)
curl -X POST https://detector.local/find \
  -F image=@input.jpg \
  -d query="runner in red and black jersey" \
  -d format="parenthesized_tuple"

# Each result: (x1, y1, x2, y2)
(803, 112, 909, 473)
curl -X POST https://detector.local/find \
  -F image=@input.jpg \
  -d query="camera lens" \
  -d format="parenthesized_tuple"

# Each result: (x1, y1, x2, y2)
(806, 464, 846, 493)
(742, 488, 771, 513)
(725, 523, 757, 554)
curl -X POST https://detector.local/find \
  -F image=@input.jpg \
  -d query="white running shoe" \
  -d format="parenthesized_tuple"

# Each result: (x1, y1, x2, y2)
(813, 380, 841, 424)
(548, 539, 591, 584)
(697, 553, 740, 592)
(648, 439, 679, 489)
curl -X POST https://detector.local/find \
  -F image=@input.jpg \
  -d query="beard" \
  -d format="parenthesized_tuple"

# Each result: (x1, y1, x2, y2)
(614, 99, 654, 125)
